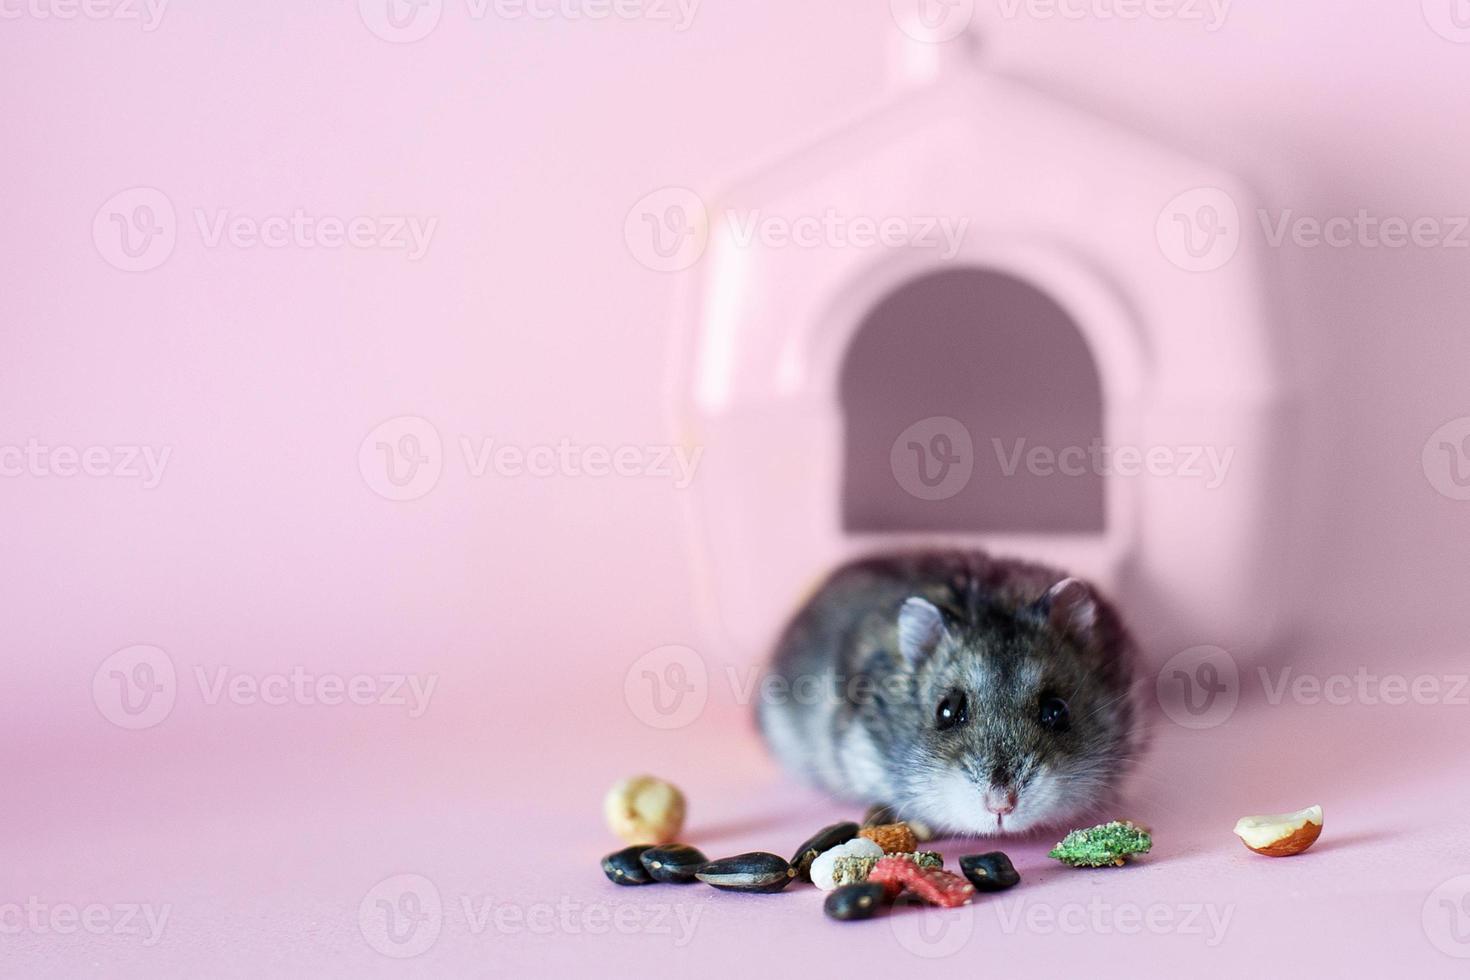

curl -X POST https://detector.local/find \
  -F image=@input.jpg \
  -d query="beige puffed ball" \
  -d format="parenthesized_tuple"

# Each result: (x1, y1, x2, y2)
(603, 775, 686, 845)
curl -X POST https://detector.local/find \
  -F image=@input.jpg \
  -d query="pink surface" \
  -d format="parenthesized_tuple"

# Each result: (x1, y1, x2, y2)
(7, 670, 1470, 976)
(5, 1, 1470, 976)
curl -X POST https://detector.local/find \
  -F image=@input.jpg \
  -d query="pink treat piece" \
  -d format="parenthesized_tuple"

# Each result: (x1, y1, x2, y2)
(865, 856, 914, 898)
(869, 857, 976, 908)
(902, 867, 976, 908)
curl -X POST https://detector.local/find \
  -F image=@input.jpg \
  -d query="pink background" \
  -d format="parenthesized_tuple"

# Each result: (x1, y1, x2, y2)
(4, 1, 1470, 975)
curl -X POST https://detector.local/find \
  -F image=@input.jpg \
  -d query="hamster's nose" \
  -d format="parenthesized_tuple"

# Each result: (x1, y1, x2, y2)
(984, 787, 1018, 815)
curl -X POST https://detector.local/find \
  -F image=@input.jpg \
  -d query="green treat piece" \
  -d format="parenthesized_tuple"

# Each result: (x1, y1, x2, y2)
(1048, 820, 1152, 868)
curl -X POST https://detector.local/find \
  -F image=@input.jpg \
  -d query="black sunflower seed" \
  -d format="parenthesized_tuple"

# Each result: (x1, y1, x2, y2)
(824, 882, 890, 921)
(639, 843, 707, 883)
(959, 851, 1020, 892)
(601, 845, 655, 886)
(694, 852, 795, 893)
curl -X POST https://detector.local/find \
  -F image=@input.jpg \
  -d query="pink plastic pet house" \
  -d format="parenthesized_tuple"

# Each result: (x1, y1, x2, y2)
(672, 33, 1286, 662)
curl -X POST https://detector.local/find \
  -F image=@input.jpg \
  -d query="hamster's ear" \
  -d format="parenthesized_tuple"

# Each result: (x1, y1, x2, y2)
(898, 597, 947, 665)
(1039, 577, 1098, 637)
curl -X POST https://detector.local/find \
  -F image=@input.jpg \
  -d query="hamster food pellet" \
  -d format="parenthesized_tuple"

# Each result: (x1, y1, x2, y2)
(856, 821, 918, 854)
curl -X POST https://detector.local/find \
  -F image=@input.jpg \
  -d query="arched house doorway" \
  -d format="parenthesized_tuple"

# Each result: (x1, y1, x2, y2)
(841, 267, 1105, 535)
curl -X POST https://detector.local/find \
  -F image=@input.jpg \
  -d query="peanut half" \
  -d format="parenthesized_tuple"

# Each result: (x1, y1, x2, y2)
(1233, 804, 1323, 857)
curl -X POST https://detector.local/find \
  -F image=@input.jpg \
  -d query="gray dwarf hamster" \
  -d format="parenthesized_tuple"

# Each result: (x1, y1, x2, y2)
(757, 550, 1143, 836)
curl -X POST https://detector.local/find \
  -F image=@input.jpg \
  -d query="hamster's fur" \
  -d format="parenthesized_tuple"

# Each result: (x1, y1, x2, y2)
(757, 551, 1143, 836)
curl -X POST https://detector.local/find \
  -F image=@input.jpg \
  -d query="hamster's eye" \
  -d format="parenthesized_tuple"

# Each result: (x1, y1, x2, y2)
(935, 690, 968, 731)
(1038, 696, 1070, 733)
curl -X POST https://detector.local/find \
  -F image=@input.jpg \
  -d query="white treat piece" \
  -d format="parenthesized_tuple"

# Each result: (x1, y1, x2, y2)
(810, 837, 884, 891)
